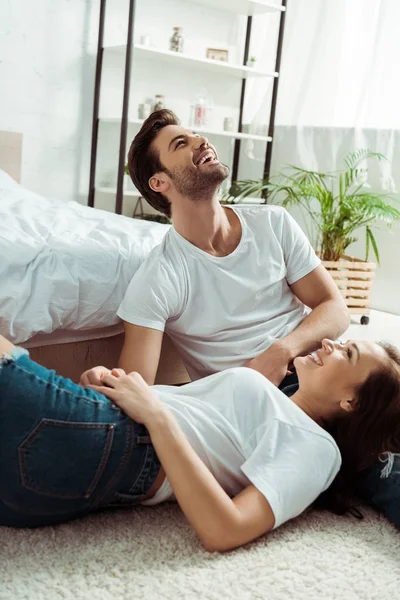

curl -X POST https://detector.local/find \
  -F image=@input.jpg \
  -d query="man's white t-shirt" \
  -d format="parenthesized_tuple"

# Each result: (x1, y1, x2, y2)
(118, 206, 321, 381)
(142, 367, 341, 529)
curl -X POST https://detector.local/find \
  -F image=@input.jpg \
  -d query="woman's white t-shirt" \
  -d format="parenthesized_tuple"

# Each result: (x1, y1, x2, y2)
(142, 367, 341, 529)
(118, 206, 321, 381)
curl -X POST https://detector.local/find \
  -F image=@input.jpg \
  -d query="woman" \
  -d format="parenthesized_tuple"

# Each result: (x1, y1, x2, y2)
(0, 335, 399, 551)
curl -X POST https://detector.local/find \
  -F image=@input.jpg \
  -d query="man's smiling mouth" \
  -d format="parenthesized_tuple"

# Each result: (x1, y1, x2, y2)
(195, 149, 219, 166)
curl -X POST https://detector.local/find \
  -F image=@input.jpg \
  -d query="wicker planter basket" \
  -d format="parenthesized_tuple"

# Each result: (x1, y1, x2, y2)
(321, 255, 377, 324)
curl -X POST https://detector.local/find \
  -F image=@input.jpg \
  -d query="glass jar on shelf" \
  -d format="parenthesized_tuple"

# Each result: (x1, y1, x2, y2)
(138, 101, 152, 120)
(170, 27, 183, 52)
(190, 90, 213, 129)
(153, 94, 165, 112)
(194, 94, 207, 127)
(223, 117, 234, 132)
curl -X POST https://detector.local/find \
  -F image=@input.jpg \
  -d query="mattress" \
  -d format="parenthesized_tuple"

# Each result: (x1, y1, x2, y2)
(23, 324, 124, 348)
(0, 168, 170, 345)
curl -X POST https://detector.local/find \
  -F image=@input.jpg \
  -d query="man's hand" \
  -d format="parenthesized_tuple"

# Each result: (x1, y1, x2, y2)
(89, 371, 164, 425)
(244, 341, 292, 386)
(79, 366, 125, 388)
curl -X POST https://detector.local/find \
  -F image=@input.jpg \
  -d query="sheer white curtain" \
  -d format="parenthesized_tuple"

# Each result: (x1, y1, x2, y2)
(276, 0, 400, 129)
(266, 0, 400, 185)
(245, 0, 400, 314)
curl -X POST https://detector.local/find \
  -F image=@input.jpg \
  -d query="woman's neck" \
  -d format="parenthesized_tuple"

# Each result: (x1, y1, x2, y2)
(289, 389, 331, 428)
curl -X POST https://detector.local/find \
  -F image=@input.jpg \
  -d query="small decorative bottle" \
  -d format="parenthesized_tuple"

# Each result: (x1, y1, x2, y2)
(194, 94, 207, 127)
(170, 27, 183, 52)
(153, 94, 165, 112)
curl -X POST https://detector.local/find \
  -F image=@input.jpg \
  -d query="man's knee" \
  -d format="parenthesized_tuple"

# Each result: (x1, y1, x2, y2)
(0, 335, 15, 357)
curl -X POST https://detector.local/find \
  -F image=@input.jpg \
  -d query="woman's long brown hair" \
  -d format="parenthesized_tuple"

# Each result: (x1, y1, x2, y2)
(315, 342, 400, 515)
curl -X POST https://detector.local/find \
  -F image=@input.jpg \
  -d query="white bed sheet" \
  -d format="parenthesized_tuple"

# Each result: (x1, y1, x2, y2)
(0, 169, 169, 344)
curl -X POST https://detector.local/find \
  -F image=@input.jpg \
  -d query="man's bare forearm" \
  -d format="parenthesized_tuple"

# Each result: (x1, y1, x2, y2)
(274, 298, 350, 362)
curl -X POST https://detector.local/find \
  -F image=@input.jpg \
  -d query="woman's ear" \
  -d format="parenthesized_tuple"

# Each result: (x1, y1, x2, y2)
(339, 396, 357, 413)
(149, 173, 170, 194)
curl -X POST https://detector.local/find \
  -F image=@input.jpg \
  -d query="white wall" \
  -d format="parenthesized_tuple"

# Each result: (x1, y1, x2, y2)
(0, 0, 275, 203)
(0, 0, 99, 203)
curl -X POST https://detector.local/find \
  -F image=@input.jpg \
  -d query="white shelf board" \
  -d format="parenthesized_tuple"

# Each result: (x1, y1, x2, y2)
(189, 0, 286, 15)
(97, 186, 141, 198)
(105, 44, 278, 80)
(102, 118, 272, 143)
(97, 187, 264, 205)
(193, 126, 272, 142)
(97, 187, 265, 207)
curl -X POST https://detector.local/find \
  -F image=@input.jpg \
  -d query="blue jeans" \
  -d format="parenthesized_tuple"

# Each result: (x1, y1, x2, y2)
(280, 370, 400, 528)
(356, 453, 400, 528)
(0, 348, 160, 528)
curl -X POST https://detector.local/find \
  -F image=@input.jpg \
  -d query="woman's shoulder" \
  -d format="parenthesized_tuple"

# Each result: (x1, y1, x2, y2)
(224, 367, 276, 390)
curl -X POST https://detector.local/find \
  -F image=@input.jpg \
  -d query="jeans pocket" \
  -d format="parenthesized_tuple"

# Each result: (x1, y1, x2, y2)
(18, 418, 115, 499)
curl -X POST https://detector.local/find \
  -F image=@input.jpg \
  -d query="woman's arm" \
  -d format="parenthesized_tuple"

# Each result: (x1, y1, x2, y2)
(90, 372, 275, 552)
(148, 407, 275, 552)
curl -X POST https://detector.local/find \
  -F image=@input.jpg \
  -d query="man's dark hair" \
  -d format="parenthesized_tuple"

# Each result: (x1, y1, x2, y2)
(127, 109, 179, 218)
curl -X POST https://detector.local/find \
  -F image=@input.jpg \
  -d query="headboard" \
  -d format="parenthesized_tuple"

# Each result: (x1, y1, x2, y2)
(0, 131, 23, 183)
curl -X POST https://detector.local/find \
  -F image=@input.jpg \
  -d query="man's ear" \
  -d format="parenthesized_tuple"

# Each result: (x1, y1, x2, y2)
(149, 172, 170, 194)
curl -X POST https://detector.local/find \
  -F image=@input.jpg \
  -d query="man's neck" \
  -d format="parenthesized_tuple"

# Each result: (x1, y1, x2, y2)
(172, 195, 242, 257)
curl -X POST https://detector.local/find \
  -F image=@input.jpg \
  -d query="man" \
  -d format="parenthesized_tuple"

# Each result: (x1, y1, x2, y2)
(82, 109, 349, 387)
(80, 111, 400, 530)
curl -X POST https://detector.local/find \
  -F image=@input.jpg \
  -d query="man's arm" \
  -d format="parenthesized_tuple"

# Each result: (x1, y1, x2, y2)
(246, 265, 350, 384)
(284, 263, 350, 356)
(118, 321, 164, 385)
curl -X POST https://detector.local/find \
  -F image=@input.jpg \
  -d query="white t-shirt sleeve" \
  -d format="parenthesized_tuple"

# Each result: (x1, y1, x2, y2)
(278, 209, 321, 285)
(117, 256, 183, 332)
(240, 421, 341, 529)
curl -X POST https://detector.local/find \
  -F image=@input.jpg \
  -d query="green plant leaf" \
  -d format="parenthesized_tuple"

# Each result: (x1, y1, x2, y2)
(366, 226, 380, 264)
(343, 149, 386, 171)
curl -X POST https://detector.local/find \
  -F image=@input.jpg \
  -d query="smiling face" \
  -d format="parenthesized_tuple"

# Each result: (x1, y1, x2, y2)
(294, 339, 388, 410)
(149, 124, 230, 203)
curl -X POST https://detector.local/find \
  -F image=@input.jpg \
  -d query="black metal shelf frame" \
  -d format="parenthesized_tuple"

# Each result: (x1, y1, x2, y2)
(88, 0, 287, 213)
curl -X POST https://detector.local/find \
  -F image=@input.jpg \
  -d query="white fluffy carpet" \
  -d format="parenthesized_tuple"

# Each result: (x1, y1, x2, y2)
(1, 504, 399, 600)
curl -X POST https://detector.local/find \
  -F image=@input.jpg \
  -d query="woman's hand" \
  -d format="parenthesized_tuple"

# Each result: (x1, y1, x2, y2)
(79, 366, 125, 388)
(89, 371, 164, 425)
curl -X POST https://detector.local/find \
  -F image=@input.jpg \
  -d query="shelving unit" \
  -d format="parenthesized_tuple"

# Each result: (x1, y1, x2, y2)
(88, 0, 287, 214)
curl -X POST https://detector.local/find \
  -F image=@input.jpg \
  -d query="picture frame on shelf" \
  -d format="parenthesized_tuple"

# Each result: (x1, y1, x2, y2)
(206, 48, 229, 62)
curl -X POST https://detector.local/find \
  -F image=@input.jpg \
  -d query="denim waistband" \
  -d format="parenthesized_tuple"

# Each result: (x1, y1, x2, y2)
(0, 346, 29, 365)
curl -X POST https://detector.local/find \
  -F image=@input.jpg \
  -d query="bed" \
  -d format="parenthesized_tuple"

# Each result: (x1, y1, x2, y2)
(0, 131, 189, 384)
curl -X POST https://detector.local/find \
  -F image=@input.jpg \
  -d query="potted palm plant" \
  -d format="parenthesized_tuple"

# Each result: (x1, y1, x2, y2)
(224, 150, 400, 323)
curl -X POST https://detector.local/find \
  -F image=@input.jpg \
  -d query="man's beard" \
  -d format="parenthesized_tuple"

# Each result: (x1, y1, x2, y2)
(165, 162, 230, 202)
